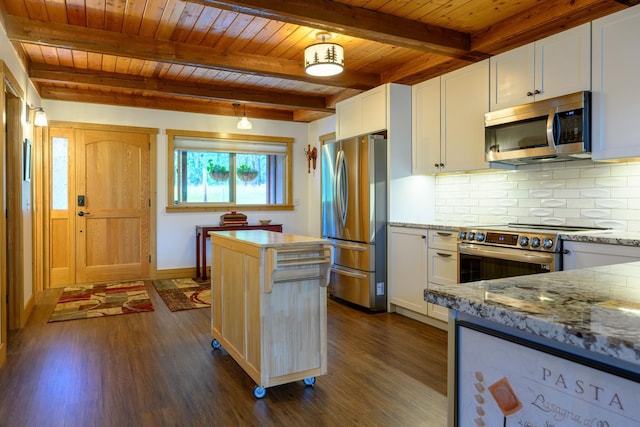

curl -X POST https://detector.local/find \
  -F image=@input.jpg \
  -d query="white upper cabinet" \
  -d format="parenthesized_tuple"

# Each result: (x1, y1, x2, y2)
(335, 84, 387, 140)
(490, 23, 591, 111)
(592, 5, 640, 161)
(412, 60, 489, 174)
(412, 77, 441, 174)
(440, 59, 490, 173)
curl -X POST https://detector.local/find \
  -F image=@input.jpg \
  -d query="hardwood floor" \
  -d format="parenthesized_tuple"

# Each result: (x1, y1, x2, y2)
(0, 285, 448, 426)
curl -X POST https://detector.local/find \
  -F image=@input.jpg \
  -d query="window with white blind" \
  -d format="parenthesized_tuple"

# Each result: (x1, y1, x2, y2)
(166, 130, 293, 212)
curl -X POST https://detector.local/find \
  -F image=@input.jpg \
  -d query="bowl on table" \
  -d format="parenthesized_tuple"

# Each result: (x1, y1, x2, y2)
(259, 219, 272, 225)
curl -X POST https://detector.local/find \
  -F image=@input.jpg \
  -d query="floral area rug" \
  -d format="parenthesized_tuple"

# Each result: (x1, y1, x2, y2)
(152, 278, 211, 312)
(48, 281, 154, 323)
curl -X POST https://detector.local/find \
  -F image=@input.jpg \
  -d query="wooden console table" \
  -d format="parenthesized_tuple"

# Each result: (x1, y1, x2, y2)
(195, 223, 283, 280)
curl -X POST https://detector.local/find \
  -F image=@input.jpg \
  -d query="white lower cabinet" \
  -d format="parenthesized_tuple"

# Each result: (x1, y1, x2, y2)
(388, 226, 428, 315)
(388, 226, 458, 326)
(562, 240, 640, 270)
(427, 230, 458, 323)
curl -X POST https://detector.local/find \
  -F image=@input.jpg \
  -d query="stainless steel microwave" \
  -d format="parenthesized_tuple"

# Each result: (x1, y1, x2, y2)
(485, 91, 591, 165)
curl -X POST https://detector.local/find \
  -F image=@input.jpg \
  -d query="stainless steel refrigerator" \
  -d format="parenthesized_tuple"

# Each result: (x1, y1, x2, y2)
(321, 134, 387, 311)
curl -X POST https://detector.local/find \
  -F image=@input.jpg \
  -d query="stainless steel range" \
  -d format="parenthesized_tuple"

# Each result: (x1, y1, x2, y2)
(457, 223, 605, 283)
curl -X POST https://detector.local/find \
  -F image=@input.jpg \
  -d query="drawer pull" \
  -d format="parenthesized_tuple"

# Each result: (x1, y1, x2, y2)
(436, 252, 452, 257)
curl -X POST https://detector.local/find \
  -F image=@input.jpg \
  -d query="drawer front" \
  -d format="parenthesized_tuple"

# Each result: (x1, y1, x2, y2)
(428, 229, 458, 251)
(428, 249, 458, 285)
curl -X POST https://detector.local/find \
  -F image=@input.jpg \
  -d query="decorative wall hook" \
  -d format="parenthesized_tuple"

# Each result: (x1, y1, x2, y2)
(304, 144, 318, 173)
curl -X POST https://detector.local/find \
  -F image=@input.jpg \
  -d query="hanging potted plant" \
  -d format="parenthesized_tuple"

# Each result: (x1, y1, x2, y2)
(237, 164, 258, 182)
(207, 160, 229, 182)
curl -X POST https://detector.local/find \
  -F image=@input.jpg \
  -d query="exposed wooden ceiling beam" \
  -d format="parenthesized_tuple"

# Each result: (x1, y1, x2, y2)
(188, 0, 489, 61)
(38, 86, 296, 121)
(28, 63, 335, 113)
(472, 0, 628, 54)
(4, 14, 379, 91)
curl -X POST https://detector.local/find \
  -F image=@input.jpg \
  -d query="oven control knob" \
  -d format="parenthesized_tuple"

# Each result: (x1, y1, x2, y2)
(475, 233, 485, 242)
(530, 237, 541, 248)
(542, 238, 554, 249)
(519, 236, 529, 247)
(467, 232, 475, 240)
(459, 231, 467, 240)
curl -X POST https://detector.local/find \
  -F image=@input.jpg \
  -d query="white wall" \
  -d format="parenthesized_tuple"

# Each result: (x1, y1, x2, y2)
(306, 115, 336, 238)
(432, 160, 640, 231)
(42, 100, 315, 270)
(0, 19, 42, 310)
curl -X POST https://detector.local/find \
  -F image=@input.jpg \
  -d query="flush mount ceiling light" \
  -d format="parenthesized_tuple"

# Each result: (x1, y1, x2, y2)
(304, 32, 344, 77)
(234, 103, 252, 130)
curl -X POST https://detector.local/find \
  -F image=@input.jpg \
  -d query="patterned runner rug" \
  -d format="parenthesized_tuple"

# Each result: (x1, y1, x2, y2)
(48, 281, 154, 323)
(152, 278, 211, 312)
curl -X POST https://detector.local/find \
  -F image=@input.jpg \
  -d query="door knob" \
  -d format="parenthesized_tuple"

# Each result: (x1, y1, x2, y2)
(78, 211, 91, 216)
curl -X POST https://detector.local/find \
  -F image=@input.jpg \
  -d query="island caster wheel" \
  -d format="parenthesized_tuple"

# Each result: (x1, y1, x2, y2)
(253, 385, 266, 399)
(303, 377, 316, 386)
(211, 339, 221, 349)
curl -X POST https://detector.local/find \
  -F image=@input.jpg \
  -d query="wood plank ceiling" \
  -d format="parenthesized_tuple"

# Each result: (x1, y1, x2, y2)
(0, 0, 635, 123)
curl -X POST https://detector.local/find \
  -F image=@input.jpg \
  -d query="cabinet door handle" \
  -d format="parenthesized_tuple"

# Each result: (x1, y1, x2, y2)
(434, 163, 440, 168)
(436, 252, 452, 257)
(422, 235, 426, 239)
(439, 163, 444, 168)
(527, 89, 541, 96)
(437, 232, 452, 237)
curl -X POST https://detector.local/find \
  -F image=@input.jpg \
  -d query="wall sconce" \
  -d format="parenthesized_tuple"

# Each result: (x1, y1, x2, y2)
(27, 105, 48, 127)
(233, 103, 252, 130)
(304, 144, 317, 173)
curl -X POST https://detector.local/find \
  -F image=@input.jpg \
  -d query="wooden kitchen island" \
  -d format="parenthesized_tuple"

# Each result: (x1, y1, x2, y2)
(209, 230, 332, 398)
(426, 263, 640, 427)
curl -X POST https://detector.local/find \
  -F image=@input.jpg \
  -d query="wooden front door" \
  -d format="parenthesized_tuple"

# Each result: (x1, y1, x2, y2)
(48, 125, 154, 287)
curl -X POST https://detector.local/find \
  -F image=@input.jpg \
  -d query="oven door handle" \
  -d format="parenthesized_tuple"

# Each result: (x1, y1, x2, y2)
(458, 244, 555, 264)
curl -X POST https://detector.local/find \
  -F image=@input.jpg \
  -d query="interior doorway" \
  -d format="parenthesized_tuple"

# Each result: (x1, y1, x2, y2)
(46, 124, 158, 288)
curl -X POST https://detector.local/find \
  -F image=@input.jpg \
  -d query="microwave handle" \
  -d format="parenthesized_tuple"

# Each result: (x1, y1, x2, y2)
(546, 108, 557, 150)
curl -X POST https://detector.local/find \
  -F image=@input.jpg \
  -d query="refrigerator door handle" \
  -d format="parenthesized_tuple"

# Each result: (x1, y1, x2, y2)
(331, 266, 367, 279)
(335, 149, 348, 227)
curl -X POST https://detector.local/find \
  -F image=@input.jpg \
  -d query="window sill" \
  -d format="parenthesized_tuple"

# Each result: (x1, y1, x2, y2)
(165, 204, 295, 213)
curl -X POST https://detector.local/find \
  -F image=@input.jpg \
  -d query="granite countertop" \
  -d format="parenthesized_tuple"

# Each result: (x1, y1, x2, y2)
(389, 221, 640, 247)
(388, 222, 460, 232)
(560, 230, 640, 246)
(425, 262, 640, 367)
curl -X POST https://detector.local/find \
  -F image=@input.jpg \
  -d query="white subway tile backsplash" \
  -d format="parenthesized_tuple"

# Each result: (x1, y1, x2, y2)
(580, 167, 611, 178)
(530, 208, 554, 217)
(566, 178, 595, 188)
(580, 188, 610, 198)
(567, 199, 594, 209)
(529, 189, 553, 198)
(552, 189, 580, 198)
(553, 168, 581, 179)
(595, 199, 627, 209)
(611, 163, 640, 176)
(596, 220, 627, 230)
(541, 217, 566, 226)
(542, 180, 567, 189)
(434, 162, 640, 231)
(541, 199, 566, 208)
(595, 176, 628, 187)
(518, 199, 540, 208)
(612, 209, 640, 220)
(553, 208, 581, 219)
(498, 199, 518, 207)
(581, 209, 611, 219)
